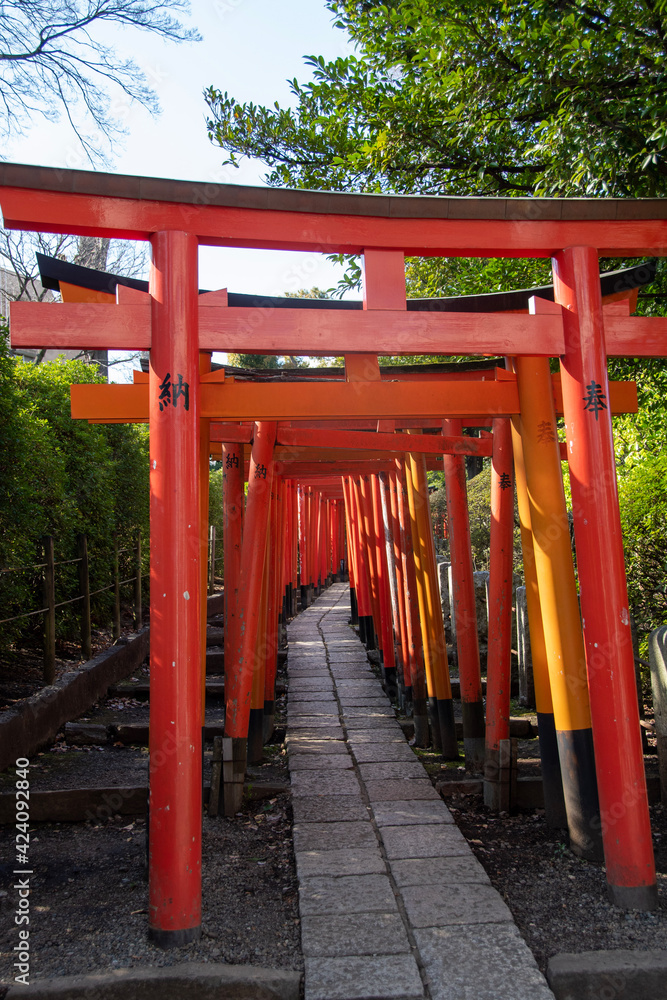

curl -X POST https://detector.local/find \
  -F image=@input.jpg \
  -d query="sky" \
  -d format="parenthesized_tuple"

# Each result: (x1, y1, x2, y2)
(2, 0, 357, 371)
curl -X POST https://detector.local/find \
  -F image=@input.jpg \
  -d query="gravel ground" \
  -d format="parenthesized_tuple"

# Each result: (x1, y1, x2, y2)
(0, 791, 301, 986)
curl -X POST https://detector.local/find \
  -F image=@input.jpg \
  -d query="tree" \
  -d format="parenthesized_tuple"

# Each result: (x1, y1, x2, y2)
(207, 0, 667, 198)
(1, 0, 200, 162)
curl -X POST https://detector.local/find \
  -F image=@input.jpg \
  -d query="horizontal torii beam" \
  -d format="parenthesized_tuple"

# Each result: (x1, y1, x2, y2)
(71, 376, 637, 424)
(10, 297, 667, 357)
(210, 423, 494, 457)
(0, 166, 666, 256)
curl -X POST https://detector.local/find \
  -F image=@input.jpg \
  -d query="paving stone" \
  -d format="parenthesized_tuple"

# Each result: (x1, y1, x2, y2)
(372, 800, 454, 827)
(380, 823, 470, 859)
(350, 743, 417, 763)
(301, 911, 411, 958)
(286, 737, 348, 756)
(290, 678, 334, 690)
(330, 671, 376, 682)
(285, 726, 346, 741)
(358, 760, 428, 782)
(289, 716, 345, 730)
(287, 667, 332, 678)
(287, 702, 340, 717)
(291, 768, 361, 796)
(391, 855, 491, 887)
(299, 873, 397, 916)
(287, 690, 338, 702)
(337, 695, 391, 708)
(329, 663, 373, 672)
(294, 820, 377, 852)
(413, 925, 553, 1000)
(364, 779, 441, 803)
(345, 717, 403, 730)
(304, 954, 424, 1000)
(334, 679, 383, 690)
(346, 731, 406, 744)
(292, 797, 370, 824)
(343, 707, 396, 720)
(400, 882, 513, 928)
(289, 754, 354, 771)
(296, 847, 385, 878)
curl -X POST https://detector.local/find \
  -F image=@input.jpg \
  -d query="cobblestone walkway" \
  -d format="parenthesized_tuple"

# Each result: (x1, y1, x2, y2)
(286, 582, 554, 1000)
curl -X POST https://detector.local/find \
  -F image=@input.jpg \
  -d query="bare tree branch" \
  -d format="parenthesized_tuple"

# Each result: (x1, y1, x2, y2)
(0, 1, 200, 162)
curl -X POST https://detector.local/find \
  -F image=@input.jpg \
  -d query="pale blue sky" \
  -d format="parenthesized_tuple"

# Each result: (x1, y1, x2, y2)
(4, 0, 354, 296)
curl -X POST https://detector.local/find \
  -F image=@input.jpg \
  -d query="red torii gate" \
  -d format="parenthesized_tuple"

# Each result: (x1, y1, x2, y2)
(3, 163, 666, 940)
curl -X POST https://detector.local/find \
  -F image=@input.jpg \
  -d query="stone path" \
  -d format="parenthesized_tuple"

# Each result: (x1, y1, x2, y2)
(286, 583, 554, 1000)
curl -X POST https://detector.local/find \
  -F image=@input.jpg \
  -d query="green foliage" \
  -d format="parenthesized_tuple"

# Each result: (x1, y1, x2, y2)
(430, 465, 522, 572)
(618, 454, 667, 657)
(208, 467, 225, 577)
(206, 0, 667, 198)
(0, 340, 149, 652)
(227, 353, 280, 369)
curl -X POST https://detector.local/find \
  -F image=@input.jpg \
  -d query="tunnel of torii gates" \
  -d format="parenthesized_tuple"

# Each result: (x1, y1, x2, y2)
(2, 164, 667, 942)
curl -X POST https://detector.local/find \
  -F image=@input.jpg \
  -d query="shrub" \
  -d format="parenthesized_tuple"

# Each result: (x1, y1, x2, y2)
(0, 337, 149, 652)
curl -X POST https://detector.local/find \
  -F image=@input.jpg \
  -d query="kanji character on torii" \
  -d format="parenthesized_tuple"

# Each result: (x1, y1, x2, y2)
(3, 162, 667, 944)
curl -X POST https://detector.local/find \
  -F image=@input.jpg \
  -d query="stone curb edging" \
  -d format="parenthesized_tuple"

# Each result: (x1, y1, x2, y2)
(0, 629, 149, 773)
(4, 962, 300, 1000)
(547, 949, 667, 1000)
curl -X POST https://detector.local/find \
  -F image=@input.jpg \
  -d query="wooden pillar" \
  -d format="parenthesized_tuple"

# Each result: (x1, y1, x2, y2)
(394, 463, 429, 746)
(554, 248, 657, 908)
(405, 451, 458, 758)
(388, 471, 411, 706)
(515, 346, 602, 858)
(484, 417, 514, 809)
(199, 352, 211, 732)
(358, 475, 382, 652)
(225, 422, 277, 771)
(222, 443, 243, 714)
(510, 417, 567, 829)
(371, 473, 397, 697)
(442, 418, 485, 770)
(148, 230, 201, 946)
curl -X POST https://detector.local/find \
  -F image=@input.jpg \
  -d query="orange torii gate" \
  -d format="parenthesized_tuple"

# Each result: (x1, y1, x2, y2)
(3, 164, 666, 940)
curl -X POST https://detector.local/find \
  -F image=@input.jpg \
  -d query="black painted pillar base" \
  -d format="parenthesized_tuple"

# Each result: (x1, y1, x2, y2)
(263, 700, 275, 743)
(384, 665, 398, 703)
(247, 707, 264, 764)
(461, 699, 486, 772)
(536, 712, 567, 829)
(557, 726, 603, 861)
(428, 696, 442, 752)
(608, 882, 659, 911)
(362, 616, 376, 650)
(350, 587, 359, 625)
(438, 698, 459, 760)
(413, 697, 430, 748)
(148, 925, 201, 948)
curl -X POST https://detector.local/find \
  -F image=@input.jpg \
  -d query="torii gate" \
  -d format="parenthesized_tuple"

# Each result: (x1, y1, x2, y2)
(3, 164, 667, 940)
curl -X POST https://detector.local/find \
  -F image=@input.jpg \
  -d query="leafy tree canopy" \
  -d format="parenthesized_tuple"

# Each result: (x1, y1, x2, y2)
(206, 0, 667, 198)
